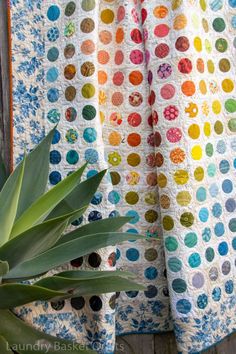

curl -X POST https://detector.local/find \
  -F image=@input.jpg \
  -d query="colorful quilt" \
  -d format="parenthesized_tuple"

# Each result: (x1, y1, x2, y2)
(8, 0, 236, 353)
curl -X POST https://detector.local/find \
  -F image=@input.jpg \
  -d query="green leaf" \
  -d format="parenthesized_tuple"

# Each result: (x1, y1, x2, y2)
(55, 216, 131, 246)
(0, 261, 9, 277)
(15, 127, 56, 220)
(35, 270, 136, 289)
(71, 276, 146, 296)
(56, 269, 135, 279)
(47, 170, 106, 220)
(5, 232, 144, 279)
(10, 163, 87, 238)
(0, 156, 25, 247)
(0, 310, 95, 354)
(0, 153, 8, 192)
(0, 335, 13, 354)
(0, 207, 87, 270)
(0, 218, 68, 270)
(7, 268, 133, 285)
(0, 283, 67, 309)
(35, 275, 145, 296)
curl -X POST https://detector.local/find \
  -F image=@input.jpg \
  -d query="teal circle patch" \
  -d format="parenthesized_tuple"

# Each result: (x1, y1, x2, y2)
(188, 253, 201, 268)
(172, 278, 187, 293)
(184, 232, 198, 248)
(168, 257, 182, 272)
(165, 236, 178, 252)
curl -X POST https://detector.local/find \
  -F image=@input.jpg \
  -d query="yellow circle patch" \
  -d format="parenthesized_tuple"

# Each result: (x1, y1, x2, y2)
(204, 122, 211, 137)
(191, 145, 203, 160)
(158, 173, 167, 188)
(200, 0, 207, 11)
(212, 100, 221, 114)
(176, 191, 192, 206)
(222, 79, 234, 93)
(194, 166, 204, 181)
(101, 9, 115, 24)
(194, 37, 202, 52)
(82, 83, 95, 98)
(188, 124, 200, 139)
(174, 170, 189, 185)
(199, 80, 207, 94)
(100, 111, 105, 124)
(207, 60, 215, 73)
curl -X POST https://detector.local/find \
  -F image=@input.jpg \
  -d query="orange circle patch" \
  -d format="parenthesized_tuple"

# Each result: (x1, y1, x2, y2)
(98, 70, 108, 85)
(129, 71, 143, 85)
(116, 27, 124, 43)
(127, 133, 141, 147)
(98, 50, 110, 64)
(153, 6, 168, 18)
(81, 40, 95, 55)
(181, 81, 196, 96)
(170, 148, 186, 164)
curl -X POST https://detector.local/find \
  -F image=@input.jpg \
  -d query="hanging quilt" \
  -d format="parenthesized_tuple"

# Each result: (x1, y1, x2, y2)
(8, 0, 236, 353)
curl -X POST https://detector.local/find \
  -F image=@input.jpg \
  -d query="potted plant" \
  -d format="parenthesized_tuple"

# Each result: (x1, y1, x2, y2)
(0, 128, 145, 353)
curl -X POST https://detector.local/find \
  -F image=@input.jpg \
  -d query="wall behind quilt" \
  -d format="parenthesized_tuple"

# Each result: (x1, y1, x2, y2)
(8, 0, 236, 353)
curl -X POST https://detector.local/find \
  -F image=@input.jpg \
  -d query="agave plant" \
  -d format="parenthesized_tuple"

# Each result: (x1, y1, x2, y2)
(0, 128, 145, 354)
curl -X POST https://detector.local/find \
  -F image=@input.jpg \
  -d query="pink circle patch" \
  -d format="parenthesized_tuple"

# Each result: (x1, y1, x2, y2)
(155, 43, 170, 58)
(160, 84, 176, 100)
(130, 50, 144, 65)
(117, 6, 125, 22)
(146, 153, 156, 167)
(164, 105, 179, 120)
(115, 50, 124, 65)
(147, 132, 162, 147)
(113, 72, 124, 86)
(157, 63, 172, 79)
(145, 49, 150, 64)
(131, 28, 143, 44)
(148, 111, 159, 127)
(110, 112, 122, 126)
(154, 24, 170, 38)
(166, 128, 182, 143)
(129, 92, 143, 107)
(131, 8, 139, 24)
(178, 58, 193, 74)
(141, 8, 147, 25)
(148, 90, 156, 105)
(128, 113, 142, 127)
(112, 92, 124, 106)
(141, 8, 147, 24)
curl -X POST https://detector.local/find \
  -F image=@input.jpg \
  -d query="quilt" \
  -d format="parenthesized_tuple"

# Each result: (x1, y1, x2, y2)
(8, 0, 236, 353)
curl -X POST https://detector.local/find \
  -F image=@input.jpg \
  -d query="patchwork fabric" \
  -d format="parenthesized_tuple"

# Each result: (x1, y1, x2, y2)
(8, 0, 236, 353)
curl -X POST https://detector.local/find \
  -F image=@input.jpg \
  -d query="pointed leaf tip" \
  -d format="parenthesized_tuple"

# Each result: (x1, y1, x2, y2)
(47, 167, 104, 220)
(15, 128, 56, 220)
(11, 163, 87, 238)
(0, 156, 25, 247)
